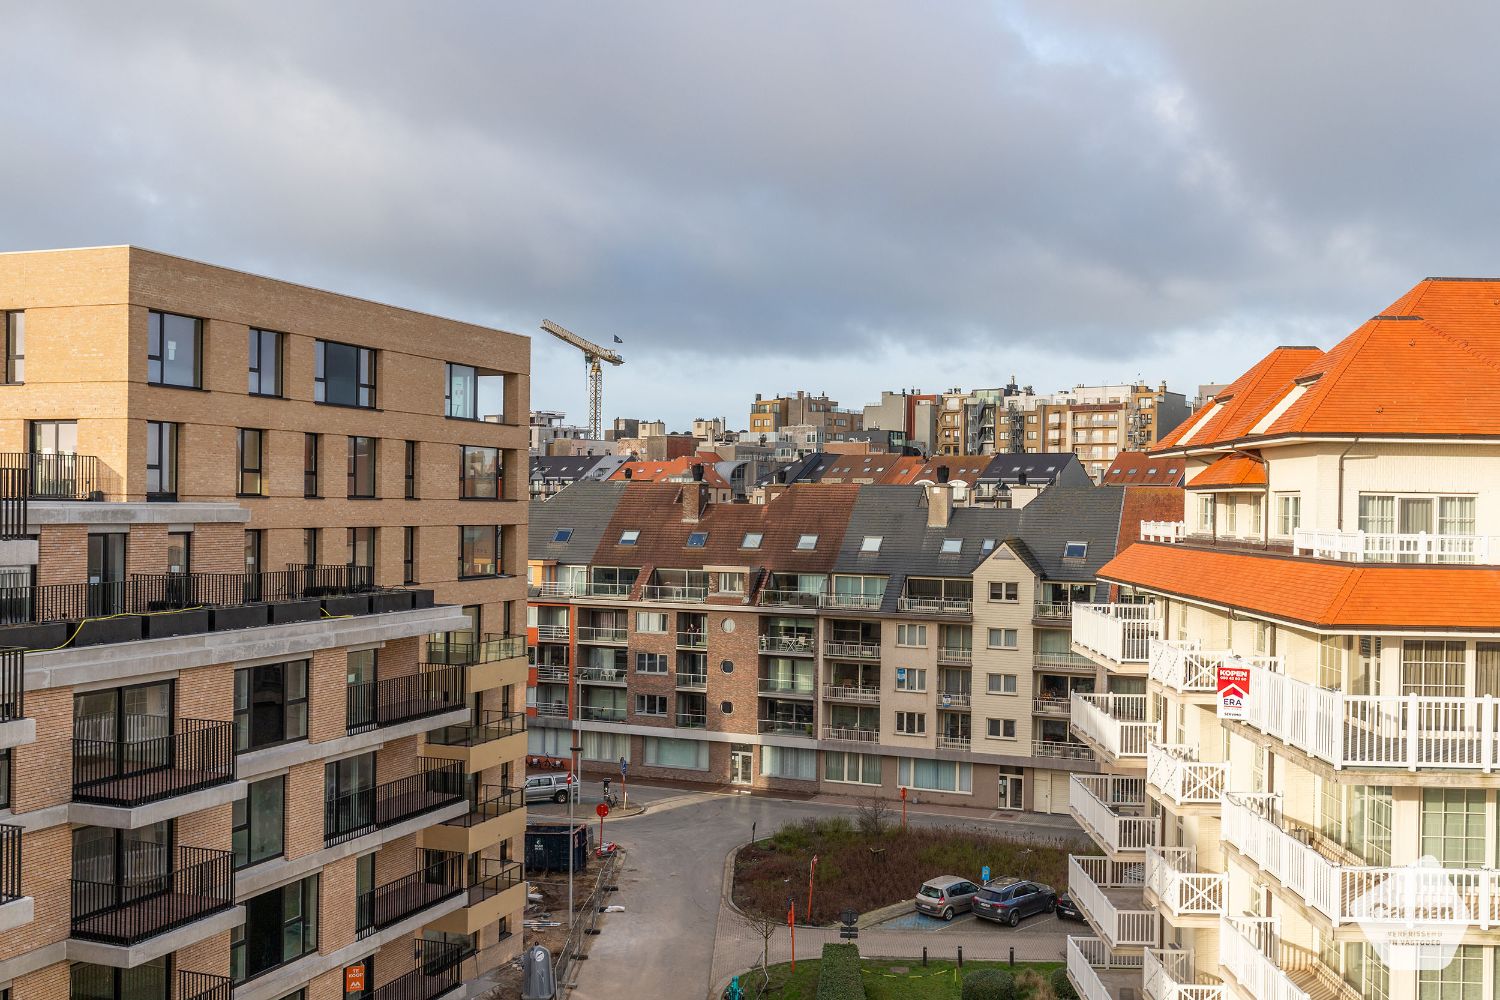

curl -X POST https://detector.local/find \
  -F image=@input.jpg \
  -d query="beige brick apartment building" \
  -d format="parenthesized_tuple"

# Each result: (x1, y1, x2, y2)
(0, 247, 529, 1000)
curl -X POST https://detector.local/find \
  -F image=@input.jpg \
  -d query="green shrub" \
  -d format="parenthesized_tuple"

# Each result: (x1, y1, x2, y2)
(816, 943, 865, 1000)
(961, 968, 1015, 1000)
(1049, 967, 1079, 1000)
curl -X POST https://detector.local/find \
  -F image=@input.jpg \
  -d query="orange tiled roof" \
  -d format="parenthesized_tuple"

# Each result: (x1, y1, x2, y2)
(1153, 346, 1323, 451)
(1104, 451, 1184, 486)
(1187, 454, 1266, 489)
(608, 456, 730, 489)
(1098, 543, 1500, 629)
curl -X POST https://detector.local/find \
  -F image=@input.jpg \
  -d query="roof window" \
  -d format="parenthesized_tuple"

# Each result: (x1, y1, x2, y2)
(940, 538, 962, 554)
(796, 534, 818, 550)
(861, 536, 882, 553)
(553, 529, 573, 543)
(619, 529, 640, 545)
(980, 539, 996, 554)
(741, 532, 763, 549)
(686, 531, 708, 548)
(1063, 541, 1087, 559)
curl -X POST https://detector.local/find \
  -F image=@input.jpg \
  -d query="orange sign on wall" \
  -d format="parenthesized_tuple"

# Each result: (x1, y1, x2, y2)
(345, 965, 366, 994)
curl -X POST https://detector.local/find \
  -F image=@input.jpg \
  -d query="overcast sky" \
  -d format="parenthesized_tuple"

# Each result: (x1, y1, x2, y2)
(5, 2, 1496, 429)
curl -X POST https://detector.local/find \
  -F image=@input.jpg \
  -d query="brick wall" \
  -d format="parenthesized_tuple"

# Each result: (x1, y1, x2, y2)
(308, 646, 348, 743)
(319, 855, 357, 954)
(13, 687, 71, 812)
(285, 758, 327, 861)
(175, 929, 232, 978)
(0, 826, 69, 963)
(35, 525, 86, 587)
(178, 662, 235, 722)
(11, 959, 68, 1000)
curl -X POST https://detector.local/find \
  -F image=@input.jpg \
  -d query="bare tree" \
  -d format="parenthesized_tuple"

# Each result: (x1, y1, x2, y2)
(739, 906, 781, 997)
(855, 793, 892, 838)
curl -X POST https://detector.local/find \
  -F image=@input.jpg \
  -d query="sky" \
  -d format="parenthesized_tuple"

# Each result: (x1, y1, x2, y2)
(4, 2, 1497, 429)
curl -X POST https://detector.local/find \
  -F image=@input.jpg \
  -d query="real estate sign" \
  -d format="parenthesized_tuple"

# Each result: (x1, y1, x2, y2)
(1217, 663, 1251, 719)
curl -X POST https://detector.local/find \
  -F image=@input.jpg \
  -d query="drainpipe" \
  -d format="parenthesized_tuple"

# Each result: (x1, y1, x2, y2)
(1335, 439, 1362, 531)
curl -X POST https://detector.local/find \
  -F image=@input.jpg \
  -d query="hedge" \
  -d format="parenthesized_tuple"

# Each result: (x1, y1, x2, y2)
(816, 943, 866, 1000)
(1049, 967, 1079, 1000)
(960, 968, 1016, 1000)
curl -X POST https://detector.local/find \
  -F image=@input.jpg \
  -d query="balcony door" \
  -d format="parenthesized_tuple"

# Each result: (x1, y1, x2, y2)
(74, 681, 174, 780)
(87, 532, 127, 616)
(71, 821, 173, 918)
(28, 419, 78, 497)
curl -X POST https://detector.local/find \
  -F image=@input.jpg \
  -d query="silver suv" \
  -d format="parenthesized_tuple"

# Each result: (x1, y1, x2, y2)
(915, 875, 981, 921)
(524, 773, 580, 804)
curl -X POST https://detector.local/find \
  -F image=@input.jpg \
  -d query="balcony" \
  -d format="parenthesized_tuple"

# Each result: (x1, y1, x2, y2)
(641, 585, 707, 603)
(357, 852, 462, 936)
(1033, 696, 1072, 717)
(1149, 639, 1279, 697)
(1145, 743, 1225, 807)
(1142, 949, 1223, 1000)
(369, 940, 464, 1000)
(937, 734, 971, 751)
(758, 677, 815, 697)
(1065, 937, 1144, 1000)
(823, 684, 879, 704)
(825, 640, 880, 660)
(582, 582, 632, 599)
(1219, 917, 1317, 1000)
(577, 666, 627, 685)
(424, 633, 525, 666)
(759, 719, 815, 738)
(896, 596, 972, 616)
(325, 759, 466, 847)
(1071, 603, 1160, 667)
(1034, 601, 1073, 621)
(73, 717, 235, 807)
(675, 712, 707, 729)
(533, 581, 580, 598)
(532, 701, 569, 718)
(425, 711, 527, 773)
(1036, 649, 1100, 670)
(821, 725, 878, 744)
(676, 672, 707, 690)
(1033, 739, 1095, 762)
(1070, 693, 1152, 761)
(0, 647, 28, 750)
(1293, 526, 1500, 564)
(428, 859, 526, 936)
(936, 645, 971, 665)
(938, 688, 970, 708)
(426, 786, 525, 854)
(575, 625, 627, 643)
(757, 589, 823, 609)
(534, 624, 569, 642)
(347, 667, 464, 735)
(533, 663, 569, 683)
(676, 631, 707, 649)
(179, 972, 231, 1000)
(1140, 521, 1186, 544)
(1067, 855, 1159, 948)
(1069, 775, 1156, 856)
(1145, 848, 1224, 922)
(823, 593, 882, 610)
(760, 634, 815, 655)
(579, 705, 626, 722)
(0, 824, 27, 932)
(70, 845, 234, 945)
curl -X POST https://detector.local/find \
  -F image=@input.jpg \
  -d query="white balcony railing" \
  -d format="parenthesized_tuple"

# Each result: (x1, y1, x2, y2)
(1145, 847, 1225, 919)
(534, 624, 569, 641)
(1146, 743, 1226, 806)
(1071, 693, 1153, 760)
(1033, 739, 1096, 762)
(938, 689, 970, 708)
(1293, 527, 1499, 564)
(1068, 855, 1159, 948)
(823, 684, 880, 703)
(1219, 917, 1313, 1000)
(1073, 603, 1160, 664)
(1143, 949, 1223, 1000)
(760, 634, 816, 655)
(532, 701, 569, 718)
(822, 593, 883, 610)
(1222, 791, 1500, 927)
(1070, 775, 1156, 855)
(896, 596, 973, 615)
(821, 725, 879, 744)
(535, 581, 580, 598)
(1242, 662, 1500, 771)
(1033, 696, 1072, 716)
(1148, 639, 1282, 695)
(1141, 521, 1186, 544)
(1066, 937, 1145, 1000)
(532, 664, 569, 683)
(937, 734, 971, 751)
(825, 640, 880, 659)
(575, 625, 627, 643)
(640, 584, 708, 603)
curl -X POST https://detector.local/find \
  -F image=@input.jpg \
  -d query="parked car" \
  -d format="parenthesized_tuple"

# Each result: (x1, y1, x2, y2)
(1055, 892, 1084, 921)
(915, 876, 981, 920)
(971, 879, 1057, 926)
(524, 773, 579, 804)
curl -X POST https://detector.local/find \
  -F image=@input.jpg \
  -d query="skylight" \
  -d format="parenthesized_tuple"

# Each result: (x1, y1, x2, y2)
(553, 529, 573, 543)
(980, 539, 996, 554)
(742, 532, 763, 549)
(1063, 541, 1088, 559)
(861, 536, 882, 553)
(796, 534, 818, 550)
(940, 538, 962, 554)
(619, 530, 640, 545)
(686, 531, 708, 548)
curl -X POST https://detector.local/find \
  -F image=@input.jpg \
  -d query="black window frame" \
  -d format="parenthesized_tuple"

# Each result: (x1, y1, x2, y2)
(458, 525, 501, 580)
(237, 428, 265, 497)
(314, 339, 376, 409)
(403, 526, 417, 584)
(247, 328, 283, 397)
(145, 420, 179, 501)
(303, 433, 320, 498)
(233, 659, 309, 753)
(2, 311, 22, 385)
(231, 873, 319, 984)
(347, 436, 376, 499)
(303, 527, 319, 566)
(70, 958, 170, 1000)
(459, 445, 501, 499)
(445, 362, 478, 420)
(0, 747, 9, 809)
(347, 527, 376, 572)
(233, 774, 286, 870)
(405, 440, 418, 499)
(147, 310, 203, 388)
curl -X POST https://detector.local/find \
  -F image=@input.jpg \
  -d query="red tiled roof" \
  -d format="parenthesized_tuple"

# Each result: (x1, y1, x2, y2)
(1098, 542, 1500, 629)
(1116, 486, 1185, 554)
(608, 456, 730, 489)
(1153, 346, 1323, 451)
(1187, 454, 1266, 489)
(1103, 451, 1184, 487)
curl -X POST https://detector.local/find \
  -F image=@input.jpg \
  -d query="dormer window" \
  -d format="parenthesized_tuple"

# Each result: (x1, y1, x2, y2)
(553, 529, 573, 543)
(940, 539, 962, 554)
(620, 530, 640, 545)
(1063, 541, 1087, 559)
(686, 531, 708, 548)
(741, 532, 763, 549)
(796, 534, 818, 550)
(861, 536, 882, 553)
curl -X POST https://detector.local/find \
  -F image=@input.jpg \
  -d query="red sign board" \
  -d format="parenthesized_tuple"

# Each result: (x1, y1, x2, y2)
(1217, 664, 1251, 719)
(345, 966, 366, 994)
(596, 802, 610, 818)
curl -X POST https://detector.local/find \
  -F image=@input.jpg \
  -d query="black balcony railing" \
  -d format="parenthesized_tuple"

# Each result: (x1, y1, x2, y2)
(179, 971, 232, 1000)
(468, 858, 523, 903)
(442, 785, 523, 829)
(371, 941, 464, 1000)
(424, 633, 525, 666)
(428, 710, 525, 748)
(0, 647, 21, 723)
(347, 667, 465, 735)
(72, 716, 235, 807)
(0, 452, 106, 500)
(0, 468, 24, 541)
(324, 759, 466, 847)
(0, 823, 20, 903)
(70, 845, 234, 945)
(356, 852, 463, 936)
(285, 562, 375, 596)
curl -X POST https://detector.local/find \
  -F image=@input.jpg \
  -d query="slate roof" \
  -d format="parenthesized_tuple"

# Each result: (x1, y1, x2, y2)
(527, 481, 629, 564)
(977, 452, 1091, 488)
(530, 454, 623, 485)
(1103, 451, 1184, 487)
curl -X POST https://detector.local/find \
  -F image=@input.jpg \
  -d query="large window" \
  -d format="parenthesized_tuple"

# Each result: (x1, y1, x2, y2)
(234, 660, 308, 752)
(446, 363, 477, 419)
(347, 527, 375, 572)
(1417, 944, 1479, 1000)
(1274, 493, 1301, 536)
(1401, 640, 1465, 697)
(146, 421, 178, 500)
(303, 433, 319, 497)
(761, 746, 816, 780)
(460, 446, 501, 499)
(347, 436, 376, 498)
(238, 429, 265, 496)
(233, 776, 285, 869)
(643, 736, 708, 770)
(247, 329, 282, 397)
(459, 525, 501, 578)
(315, 340, 376, 408)
(71, 960, 169, 1000)
(147, 311, 202, 388)
(2, 311, 22, 384)
(231, 874, 319, 983)
(823, 751, 881, 785)
(1420, 789, 1485, 866)
(898, 756, 972, 793)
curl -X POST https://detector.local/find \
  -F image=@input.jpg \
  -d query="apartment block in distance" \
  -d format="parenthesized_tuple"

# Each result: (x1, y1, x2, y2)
(525, 477, 1133, 813)
(1064, 279, 1500, 1000)
(0, 246, 530, 1000)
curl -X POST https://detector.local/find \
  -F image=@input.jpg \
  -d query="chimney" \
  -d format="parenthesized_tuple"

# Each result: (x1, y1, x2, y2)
(623, 467, 633, 480)
(927, 484, 952, 528)
(682, 482, 707, 523)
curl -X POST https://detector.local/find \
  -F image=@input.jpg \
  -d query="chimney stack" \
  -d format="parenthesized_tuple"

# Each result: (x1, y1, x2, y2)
(682, 481, 707, 523)
(927, 483, 953, 528)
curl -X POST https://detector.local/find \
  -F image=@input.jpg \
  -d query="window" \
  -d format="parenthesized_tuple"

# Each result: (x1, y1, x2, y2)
(233, 776, 285, 869)
(1062, 541, 1088, 559)
(247, 329, 282, 396)
(403, 527, 417, 584)
(1275, 494, 1301, 536)
(459, 525, 501, 578)
(347, 436, 376, 498)
(1249, 495, 1264, 535)
(234, 660, 309, 752)
(1417, 944, 1478, 1000)
(405, 441, 418, 499)
(619, 529, 640, 545)
(762, 746, 816, 780)
(315, 340, 375, 407)
(245, 529, 264, 575)
(644, 736, 708, 769)
(460, 445, 501, 499)
(303, 433, 320, 498)
(231, 874, 319, 983)
(147, 311, 202, 387)
(940, 538, 962, 554)
(898, 756, 972, 793)
(987, 674, 1018, 695)
(2, 312, 22, 383)
(71, 960, 170, 1000)
(796, 534, 818, 550)
(553, 529, 573, 543)
(1197, 494, 1215, 532)
(987, 628, 1018, 649)
(347, 527, 375, 571)
(686, 531, 708, 548)
(987, 718, 1018, 739)
(894, 668, 926, 692)
(145, 421, 178, 500)
(717, 572, 746, 594)
(823, 751, 881, 785)
(1401, 640, 1465, 697)
(635, 652, 668, 674)
(895, 711, 926, 735)
(741, 532, 763, 549)
(445, 362, 478, 419)
(635, 612, 667, 633)
(989, 581, 1018, 602)
(581, 731, 630, 762)
(896, 624, 927, 647)
(238, 429, 265, 496)
(635, 694, 667, 716)
(303, 528, 319, 567)
(861, 536, 882, 552)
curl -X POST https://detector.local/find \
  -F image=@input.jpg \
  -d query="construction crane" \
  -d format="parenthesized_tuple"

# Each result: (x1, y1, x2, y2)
(540, 319, 624, 441)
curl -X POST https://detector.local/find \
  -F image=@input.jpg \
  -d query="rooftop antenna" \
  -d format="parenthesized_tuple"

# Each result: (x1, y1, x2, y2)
(540, 319, 625, 441)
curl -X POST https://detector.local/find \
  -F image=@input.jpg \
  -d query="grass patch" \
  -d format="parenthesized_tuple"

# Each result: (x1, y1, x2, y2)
(735, 959, 1065, 1000)
(734, 816, 1091, 925)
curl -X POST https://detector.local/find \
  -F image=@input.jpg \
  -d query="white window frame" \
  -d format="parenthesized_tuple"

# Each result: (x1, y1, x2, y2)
(987, 628, 1018, 650)
(989, 581, 1018, 602)
(894, 668, 927, 693)
(634, 612, 667, 634)
(987, 673, 1018, 695)
(896, 624, 928, 647)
